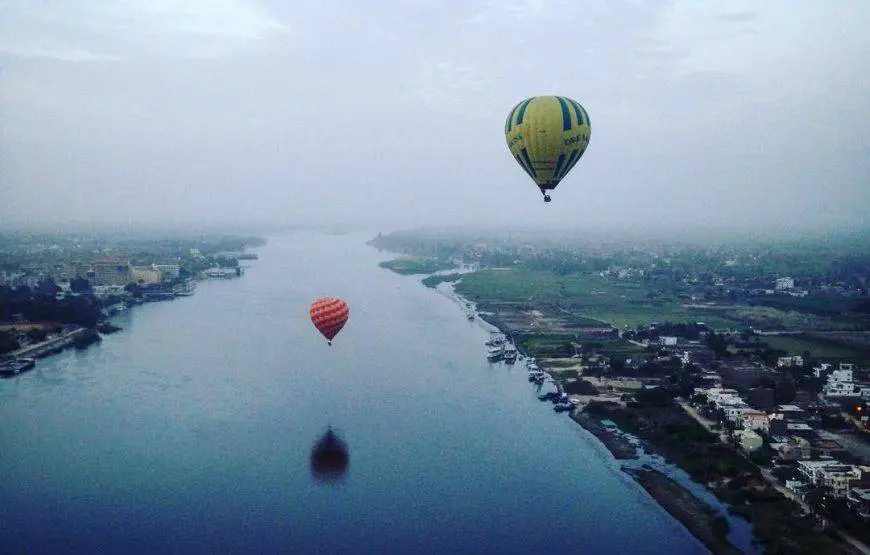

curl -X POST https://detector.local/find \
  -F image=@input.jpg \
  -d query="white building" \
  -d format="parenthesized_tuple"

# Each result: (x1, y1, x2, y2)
(659, 336, 677, 347)
(813, 363, 834, 379)
(777, 355, 804, 368)
(824, 364, 859, 398)
(775, 277, 795, 291)
(797, 460, 867, 498)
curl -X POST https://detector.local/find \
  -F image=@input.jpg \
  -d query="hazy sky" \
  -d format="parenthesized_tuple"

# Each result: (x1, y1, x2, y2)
(2, 0, 869, 232)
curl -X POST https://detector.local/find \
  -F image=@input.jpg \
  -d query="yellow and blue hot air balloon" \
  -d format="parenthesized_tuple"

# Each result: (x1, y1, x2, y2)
(505, 96, 591, 202)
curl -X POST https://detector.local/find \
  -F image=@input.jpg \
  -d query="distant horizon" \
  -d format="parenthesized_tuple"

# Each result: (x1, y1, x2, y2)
(3, 216, 870, 245)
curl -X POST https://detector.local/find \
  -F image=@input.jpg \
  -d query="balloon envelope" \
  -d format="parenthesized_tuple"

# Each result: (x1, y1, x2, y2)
(309, 297, 349, 343)
(505, 95, 591, 201)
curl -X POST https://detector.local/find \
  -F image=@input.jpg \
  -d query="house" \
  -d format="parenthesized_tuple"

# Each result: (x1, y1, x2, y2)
(813, 362, 833, 379)
(777, 355, 804, 368)
(824, 365, 858, 398)
(740, 410, 769, 432)
(775, 277, 795, 291)
(770, 437, 811, 461)
(797, 460, 866, 498)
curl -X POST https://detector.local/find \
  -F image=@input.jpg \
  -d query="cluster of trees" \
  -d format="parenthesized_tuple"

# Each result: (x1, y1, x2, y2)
(0, 284, 102, 328)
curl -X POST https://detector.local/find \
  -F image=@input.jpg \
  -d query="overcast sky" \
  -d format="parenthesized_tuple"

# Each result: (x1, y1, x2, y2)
(1, 0, 868, 232)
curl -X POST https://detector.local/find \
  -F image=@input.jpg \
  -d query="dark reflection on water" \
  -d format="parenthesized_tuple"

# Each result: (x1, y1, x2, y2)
(310, 426, 350, 483)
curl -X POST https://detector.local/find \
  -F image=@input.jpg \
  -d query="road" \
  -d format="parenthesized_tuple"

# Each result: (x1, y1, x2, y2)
(677, 400, 870, 555)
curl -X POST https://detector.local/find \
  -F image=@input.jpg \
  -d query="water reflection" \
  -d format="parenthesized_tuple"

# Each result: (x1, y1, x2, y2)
(310, 426, 349, 483)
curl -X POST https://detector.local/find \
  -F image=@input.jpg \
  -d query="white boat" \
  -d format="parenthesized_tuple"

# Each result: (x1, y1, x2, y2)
(465, 309, 475, 320)
(503, 344, 518, 363)
(485, 332, 506, 347)
(486, 343, 504, 361)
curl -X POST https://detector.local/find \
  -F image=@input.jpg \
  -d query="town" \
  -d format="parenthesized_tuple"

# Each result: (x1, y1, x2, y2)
(0, 230, 265, 364)
(371, 227, 870, 552)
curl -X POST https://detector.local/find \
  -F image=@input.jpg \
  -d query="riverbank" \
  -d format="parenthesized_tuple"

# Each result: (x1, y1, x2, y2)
(569, 411, 637, 460)
(378, 258, 862, 555)
(627, 467, 741, 555)
(2, 327, 94, 361)
(432, 279, 756, 553)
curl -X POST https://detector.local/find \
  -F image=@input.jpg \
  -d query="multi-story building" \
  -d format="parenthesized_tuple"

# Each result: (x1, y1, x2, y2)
(824, 364, 859, 398)
(152, 264, 180, 280)
(131, 267, 162, 284)
(92, 260, 131, 286)
(775, 277, 795, 291)
(797, 460, 866, 497)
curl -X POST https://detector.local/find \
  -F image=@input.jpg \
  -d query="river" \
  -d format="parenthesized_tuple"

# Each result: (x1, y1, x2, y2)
(0, 231, 710, 554)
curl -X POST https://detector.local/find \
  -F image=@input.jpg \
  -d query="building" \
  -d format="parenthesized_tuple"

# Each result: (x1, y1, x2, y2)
(152, 264, 180, 280)
(91, 285, 127, 299)
(777, 355, 804, 368)
(823, 364, 859, 398)
(775, 277, 795, 291)
(659, 336, 677, 347)
(131, 267, 162, 284)
(740, 410, 769, 432)
(92, 260, 131, 286)
(813, 363, 834, 379)
(770, 437, 811, 461)
(797, 460, 866, 498)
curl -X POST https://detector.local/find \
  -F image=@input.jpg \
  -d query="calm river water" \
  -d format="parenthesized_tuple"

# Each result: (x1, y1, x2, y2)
(0, 231, 710, 554)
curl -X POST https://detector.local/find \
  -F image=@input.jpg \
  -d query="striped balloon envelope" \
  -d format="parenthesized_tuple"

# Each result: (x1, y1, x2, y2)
(505, 95, 591, 202)
(309, 297, 350, 345)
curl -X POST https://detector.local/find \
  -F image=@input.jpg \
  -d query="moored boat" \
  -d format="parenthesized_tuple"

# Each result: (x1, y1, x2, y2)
(485, 332, 506, 347)
(0, 358, 36, 378)
(486, 343, 504, 361)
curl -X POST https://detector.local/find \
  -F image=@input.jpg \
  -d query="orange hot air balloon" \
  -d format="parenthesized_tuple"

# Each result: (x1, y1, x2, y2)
(309, 297, 349, 345)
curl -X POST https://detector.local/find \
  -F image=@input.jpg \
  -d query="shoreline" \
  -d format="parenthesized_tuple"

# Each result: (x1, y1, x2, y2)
(627, 466, 741, 555)
(422, 272, 752, 554)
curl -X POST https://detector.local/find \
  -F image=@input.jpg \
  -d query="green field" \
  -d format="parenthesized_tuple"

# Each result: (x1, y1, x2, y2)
(762, 334, 870, 365)
(378, 257, 457, 275)
(454, 269, 740, 330)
